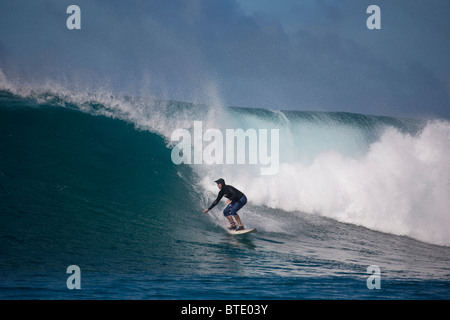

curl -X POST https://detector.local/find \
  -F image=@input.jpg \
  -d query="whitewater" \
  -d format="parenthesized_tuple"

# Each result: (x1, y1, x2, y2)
(1, 76, 449, 299)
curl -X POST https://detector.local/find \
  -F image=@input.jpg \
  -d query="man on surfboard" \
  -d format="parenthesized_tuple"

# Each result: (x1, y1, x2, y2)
(203, 178, 247, 231)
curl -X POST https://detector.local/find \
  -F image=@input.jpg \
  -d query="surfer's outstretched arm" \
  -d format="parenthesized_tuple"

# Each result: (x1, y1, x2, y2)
(203, 189, 225, 213)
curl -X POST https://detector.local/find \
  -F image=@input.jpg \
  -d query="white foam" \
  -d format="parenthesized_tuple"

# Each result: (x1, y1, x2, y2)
(205, 120, 450, 246)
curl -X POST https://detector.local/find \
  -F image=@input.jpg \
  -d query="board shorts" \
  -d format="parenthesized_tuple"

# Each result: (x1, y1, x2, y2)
(223, 195, 247, 217)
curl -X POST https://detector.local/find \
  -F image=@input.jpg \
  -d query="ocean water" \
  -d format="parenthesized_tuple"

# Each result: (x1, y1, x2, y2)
(0, 86, 449, 300)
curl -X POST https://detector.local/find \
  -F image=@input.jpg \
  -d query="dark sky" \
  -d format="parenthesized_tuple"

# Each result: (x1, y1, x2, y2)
(1, 0, 449, 119)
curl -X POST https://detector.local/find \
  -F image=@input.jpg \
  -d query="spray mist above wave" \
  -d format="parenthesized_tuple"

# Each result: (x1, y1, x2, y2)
(0, 73, 226, 143)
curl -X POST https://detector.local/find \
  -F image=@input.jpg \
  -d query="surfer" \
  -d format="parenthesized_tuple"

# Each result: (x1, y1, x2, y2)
(203, 178, 247, 231)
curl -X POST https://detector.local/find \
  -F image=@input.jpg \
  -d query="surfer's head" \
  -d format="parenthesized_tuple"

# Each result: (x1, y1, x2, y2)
(214, 178, 225, 189)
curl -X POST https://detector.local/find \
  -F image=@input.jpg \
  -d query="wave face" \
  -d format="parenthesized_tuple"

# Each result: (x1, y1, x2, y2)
(1, 84, 450, 299)
(1, 85, 449, 248)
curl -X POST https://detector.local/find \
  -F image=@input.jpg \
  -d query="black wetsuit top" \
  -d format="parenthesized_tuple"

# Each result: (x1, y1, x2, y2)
(208, 185, 244, 211)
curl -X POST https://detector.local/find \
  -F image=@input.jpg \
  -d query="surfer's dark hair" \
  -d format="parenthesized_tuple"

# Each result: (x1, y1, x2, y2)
(214, 178, 225, 185)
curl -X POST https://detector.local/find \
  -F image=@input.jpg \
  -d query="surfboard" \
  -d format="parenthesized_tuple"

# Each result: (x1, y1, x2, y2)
(226, 228, 257, 235)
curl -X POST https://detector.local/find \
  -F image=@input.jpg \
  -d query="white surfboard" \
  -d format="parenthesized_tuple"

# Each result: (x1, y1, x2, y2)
(226, 227, 257, 235)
